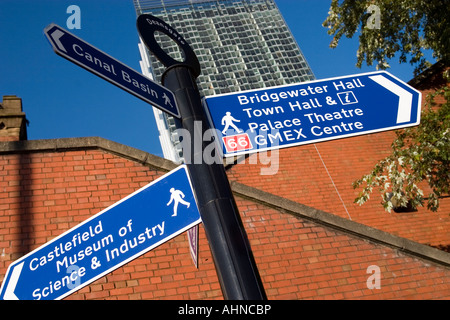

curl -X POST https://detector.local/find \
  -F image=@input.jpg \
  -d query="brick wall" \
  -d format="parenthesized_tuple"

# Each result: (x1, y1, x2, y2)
(1, 142, 449, 300)
(0, 150, 166, 259)
(236, 196, 450, 299)
(227, 136, 450, 251)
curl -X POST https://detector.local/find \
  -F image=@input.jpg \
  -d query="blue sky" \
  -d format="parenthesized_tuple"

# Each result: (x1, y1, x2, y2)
(0, 0, 434, 157)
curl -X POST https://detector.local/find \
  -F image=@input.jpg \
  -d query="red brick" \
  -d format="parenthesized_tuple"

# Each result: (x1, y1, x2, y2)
(1, 113, 449, 302)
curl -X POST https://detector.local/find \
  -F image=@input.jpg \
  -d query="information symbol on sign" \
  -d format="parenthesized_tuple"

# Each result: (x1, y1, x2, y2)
(223, 133, 253, 153)
(337, 91, 358, 105)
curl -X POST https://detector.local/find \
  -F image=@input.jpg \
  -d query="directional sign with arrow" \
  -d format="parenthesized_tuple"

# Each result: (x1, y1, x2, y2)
(203, 71, 421, 157)
(0, 165, 201, 300)
(44, 23, 180, 118)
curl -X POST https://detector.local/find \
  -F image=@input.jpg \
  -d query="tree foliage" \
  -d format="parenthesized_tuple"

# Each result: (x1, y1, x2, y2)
(323, 0, 450, 75)
(323, 1, 450, 212)
(353, 75, 449, 212)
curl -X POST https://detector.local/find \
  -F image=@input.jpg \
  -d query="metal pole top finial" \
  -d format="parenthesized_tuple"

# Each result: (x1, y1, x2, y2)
(137, 14, 201, 78)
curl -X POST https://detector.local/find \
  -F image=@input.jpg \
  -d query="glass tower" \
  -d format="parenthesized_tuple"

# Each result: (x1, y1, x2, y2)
(133, 0, 315, 162)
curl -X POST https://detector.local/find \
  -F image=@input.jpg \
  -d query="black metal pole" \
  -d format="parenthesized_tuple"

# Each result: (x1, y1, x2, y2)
(137, 14, 266, 300)
(161, 65, 266, 300)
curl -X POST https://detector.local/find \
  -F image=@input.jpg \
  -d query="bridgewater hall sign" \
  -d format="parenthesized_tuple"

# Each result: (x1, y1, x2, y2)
(203, 71, 421, 157)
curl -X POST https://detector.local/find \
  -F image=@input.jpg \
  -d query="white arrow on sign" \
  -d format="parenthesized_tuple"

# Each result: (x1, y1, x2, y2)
(49, 29, 67, 53)
(3, 262, 23, 300)
(369, 75, 413, 124)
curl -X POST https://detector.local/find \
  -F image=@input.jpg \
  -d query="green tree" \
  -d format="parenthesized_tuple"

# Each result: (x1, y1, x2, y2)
(352, 83, 449, 212)
(323, 0, 450, 212)
(323, 0, 449, 75)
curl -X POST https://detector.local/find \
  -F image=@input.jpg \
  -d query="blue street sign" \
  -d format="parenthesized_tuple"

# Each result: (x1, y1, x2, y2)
(0, 165, 201, 300)
(203, 71, 421, 157)
(44, 23, 180, 118)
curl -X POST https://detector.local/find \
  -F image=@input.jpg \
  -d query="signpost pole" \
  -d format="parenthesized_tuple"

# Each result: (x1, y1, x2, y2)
(137, 14, 266, 300)
(163, 66, 266, 300)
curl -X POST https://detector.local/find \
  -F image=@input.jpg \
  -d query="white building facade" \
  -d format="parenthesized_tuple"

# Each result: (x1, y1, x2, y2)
(134, 0, 315, 162)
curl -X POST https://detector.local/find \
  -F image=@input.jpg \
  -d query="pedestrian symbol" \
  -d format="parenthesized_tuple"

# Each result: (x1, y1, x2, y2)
(167, 188, 191, 217)
(162, 92, 174, 109)
(221, 112, 242, 135)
